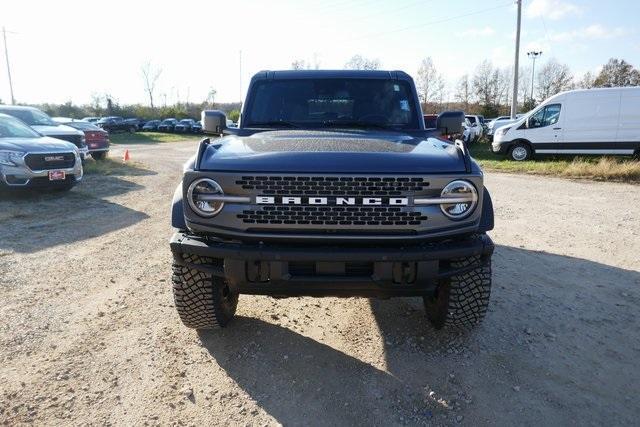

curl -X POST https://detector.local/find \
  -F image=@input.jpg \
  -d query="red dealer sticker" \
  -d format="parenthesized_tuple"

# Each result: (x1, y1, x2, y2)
(48, 170, 66, 181)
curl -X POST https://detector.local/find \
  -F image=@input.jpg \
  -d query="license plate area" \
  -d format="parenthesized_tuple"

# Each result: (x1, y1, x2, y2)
(48, 170, 66, 181)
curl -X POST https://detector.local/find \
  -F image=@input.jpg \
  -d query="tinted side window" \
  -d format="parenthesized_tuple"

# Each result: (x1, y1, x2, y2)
(529, 104, 561, 128)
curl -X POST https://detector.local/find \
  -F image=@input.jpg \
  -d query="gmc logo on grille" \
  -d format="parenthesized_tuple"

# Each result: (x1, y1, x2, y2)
(44, 155, 65, 162)
(256, 196, 409, 206)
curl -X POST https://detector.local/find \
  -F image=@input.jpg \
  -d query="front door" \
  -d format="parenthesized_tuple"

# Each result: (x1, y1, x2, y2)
(524, 103, 563, 154)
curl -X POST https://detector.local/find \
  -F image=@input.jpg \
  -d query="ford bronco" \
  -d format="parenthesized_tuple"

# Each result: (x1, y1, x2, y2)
(170, 70, 494, 330)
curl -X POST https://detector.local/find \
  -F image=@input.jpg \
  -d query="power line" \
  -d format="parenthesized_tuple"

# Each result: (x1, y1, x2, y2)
(511, 0, 522, 119)
(2, 26, 15, 105)
(336, 1, 513, 44)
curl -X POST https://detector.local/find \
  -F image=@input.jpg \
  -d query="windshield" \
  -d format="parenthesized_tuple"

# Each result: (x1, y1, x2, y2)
(245, 78, 420, 130)
(0, 108, 57, 126)
(0, 115, 42, 138)
(67, 122, 100, 131)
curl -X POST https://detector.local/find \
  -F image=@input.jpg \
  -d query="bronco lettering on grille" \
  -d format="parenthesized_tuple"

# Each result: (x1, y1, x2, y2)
(256, 196, 409, 206)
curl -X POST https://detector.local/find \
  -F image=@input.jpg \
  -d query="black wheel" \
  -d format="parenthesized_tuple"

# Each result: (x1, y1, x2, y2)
(509, 142, 531, 161)
(128, 126, 137, 133)
(423, 254, 492, 330)
(92, 151, 107, 161)
(172, 253, 238, 329)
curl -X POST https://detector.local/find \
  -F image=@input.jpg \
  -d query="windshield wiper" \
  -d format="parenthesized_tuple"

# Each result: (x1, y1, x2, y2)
(247, 120, 300, 128)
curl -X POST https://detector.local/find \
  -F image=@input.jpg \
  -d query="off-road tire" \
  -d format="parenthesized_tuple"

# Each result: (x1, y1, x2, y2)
(423, 254, 492, 330)
(91, 151, 107, 161)
(172, 253, 238, 329)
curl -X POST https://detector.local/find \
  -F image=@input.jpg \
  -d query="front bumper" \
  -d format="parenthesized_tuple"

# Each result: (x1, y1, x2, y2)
(170, 231, 494, 298)
(0, 159, 83, 188)
(491, 139, 509, 154)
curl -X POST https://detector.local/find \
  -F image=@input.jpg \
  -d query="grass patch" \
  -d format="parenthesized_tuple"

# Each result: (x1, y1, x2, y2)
(470, 141, 640, 183)
(83, 158, 153, 176)
(109, 131, 203, 144)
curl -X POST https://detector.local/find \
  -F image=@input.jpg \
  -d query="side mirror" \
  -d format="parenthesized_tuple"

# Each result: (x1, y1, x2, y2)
(436, 110, 464, 135)
(201, 110, 227, 135)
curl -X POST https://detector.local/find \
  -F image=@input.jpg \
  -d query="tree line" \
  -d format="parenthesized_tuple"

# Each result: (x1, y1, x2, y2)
(294, 54, 640, 118)
(439, 57, 639, 117)
(7, 56, 637, 123)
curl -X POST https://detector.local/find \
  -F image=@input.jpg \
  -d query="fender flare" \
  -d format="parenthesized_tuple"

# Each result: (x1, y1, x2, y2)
(478, 188, 494, 233)
(171, 182, 187, 230)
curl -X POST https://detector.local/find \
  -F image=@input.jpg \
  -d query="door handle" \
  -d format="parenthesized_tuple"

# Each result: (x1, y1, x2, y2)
(553, 127, 562, 130)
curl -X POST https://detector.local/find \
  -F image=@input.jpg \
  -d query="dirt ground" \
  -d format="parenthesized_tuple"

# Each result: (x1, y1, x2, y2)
(1, 140, 639, 426)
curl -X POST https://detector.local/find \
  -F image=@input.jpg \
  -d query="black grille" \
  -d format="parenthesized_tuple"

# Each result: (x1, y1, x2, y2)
(25, 153, 76, 170)
(236, 176, 429, 196)
(51, 134, 85, 148)
(238, 206, 427, 226)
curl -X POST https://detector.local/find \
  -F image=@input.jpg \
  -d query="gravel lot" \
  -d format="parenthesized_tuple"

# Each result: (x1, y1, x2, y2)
(1, 140, 639, 426)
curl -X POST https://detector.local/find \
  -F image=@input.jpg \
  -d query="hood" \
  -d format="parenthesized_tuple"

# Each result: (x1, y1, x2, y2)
(0, 136, 78, 152)
(198, 130, 466, 173)
(32, 123, 84, 136)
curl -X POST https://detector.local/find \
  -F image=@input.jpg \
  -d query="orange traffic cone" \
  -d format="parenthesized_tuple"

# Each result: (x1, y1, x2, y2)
(123, 149, 131, 162)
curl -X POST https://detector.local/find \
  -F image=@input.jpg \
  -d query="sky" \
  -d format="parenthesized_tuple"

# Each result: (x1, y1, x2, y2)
(1, 0, 639, 106)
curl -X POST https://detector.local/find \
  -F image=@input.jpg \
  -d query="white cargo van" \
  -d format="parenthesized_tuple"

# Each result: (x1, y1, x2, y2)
(491, 87, 640, 161)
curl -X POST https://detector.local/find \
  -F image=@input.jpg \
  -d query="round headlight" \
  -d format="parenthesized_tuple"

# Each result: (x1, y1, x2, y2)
(187, 178, 224, 217)
(440, 180, 478, 220)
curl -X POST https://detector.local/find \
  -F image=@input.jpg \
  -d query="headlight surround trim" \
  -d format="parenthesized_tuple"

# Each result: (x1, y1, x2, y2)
(187, 178, 225, 217)
(439, 180, 479, 220)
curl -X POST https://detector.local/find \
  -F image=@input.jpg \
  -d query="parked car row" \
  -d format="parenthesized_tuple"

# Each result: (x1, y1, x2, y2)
(145, 118, 204, 133)
(0, 111, 84, 192)
(82, 115, 240, 134)
(53, 118, 110, 160)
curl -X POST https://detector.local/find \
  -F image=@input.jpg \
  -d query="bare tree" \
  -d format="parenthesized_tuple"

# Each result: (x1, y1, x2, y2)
(536, 59, 573, 100)
(291, 59, 309, 70)
(517, 65, 532, 104)
(291, 53, 322, 70)
(416, 57, 444, 105)
(575, 71, 596, 89)
(472, 60, 499, 106)
(141, 62, 162, 109)
(89, 92, 105, 116)
(205, 88, 217, 109)
(344, 54, 381, 70)
(454, 74, 471, 111)
(496, 67, 512, 106)
(593, 58, 640, 87)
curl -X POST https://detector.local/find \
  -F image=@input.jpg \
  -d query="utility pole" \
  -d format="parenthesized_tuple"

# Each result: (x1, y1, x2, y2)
(239, 49, 242, 103)
(2, 27, 15, 105)
(527, 51, 542, 102)
(510, 0, 522, 119)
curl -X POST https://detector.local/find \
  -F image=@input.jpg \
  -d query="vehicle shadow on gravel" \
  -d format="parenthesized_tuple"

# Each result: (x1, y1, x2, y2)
(368, 244, 640, 425)
(198, 317, 446, 425)
(0, 177, 149, 253)
(199, 245, 640, 425)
